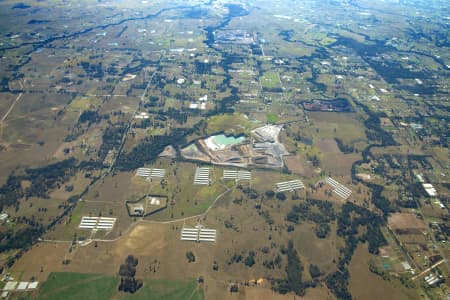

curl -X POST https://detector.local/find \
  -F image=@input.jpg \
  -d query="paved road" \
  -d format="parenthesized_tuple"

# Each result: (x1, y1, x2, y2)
(411, 259, 446, 281)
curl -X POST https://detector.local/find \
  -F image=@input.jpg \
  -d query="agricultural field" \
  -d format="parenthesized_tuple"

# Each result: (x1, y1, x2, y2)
(37, 272, 202, 300)
(38, 272, 118, 300)
(0, 0, 449, 299)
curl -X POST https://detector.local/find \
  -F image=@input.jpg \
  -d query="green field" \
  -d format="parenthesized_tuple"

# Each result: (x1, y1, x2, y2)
(260, 72, 281, 89)
(206, 113, 254, 135)
(38, 273, 202, 300)
(68, 97, 100, 112)
(38, 272, 118, 300)
(266, 112, 280, 123)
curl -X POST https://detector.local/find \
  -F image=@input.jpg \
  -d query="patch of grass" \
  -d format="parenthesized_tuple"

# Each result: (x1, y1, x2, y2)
(70, 200, 84, 227)
(320, 37, 337, 46)
(38, 272, 118, 300)
(169, 181, 226, 218)
(39, 273, 203, 300)
(68, 97, 100, 112)
(266, 112, 279, 123)
(206, 113, 254, 135)
(309, 112, 367, 146)
(260, 72, 281, 89)
(143, 163, 227, 221)
(121, 278, 202, 300)
(432, 146, 450, 166)
(147, 127, 166, 136)
(298, 143, 322, 159)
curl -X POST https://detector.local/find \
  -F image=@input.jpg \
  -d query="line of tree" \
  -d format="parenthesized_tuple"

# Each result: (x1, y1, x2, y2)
(98, 124, 127, 161)
(0, 158, 78, 206)
(326, 202, 387, 299)
(359, 103, 397, 146)
(0, 157, 103, 263)
(0, 225, 44, 254)
(272, 240, 305, 296)
(115, 121, 203, 171)
(334, 138, 354, 154)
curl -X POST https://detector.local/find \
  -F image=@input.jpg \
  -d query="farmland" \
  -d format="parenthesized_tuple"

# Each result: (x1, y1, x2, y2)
(38, 272, 202, 300)
(0, 0, 449, 299)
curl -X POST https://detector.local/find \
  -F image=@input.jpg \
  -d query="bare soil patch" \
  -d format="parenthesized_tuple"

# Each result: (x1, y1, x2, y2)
(388, 213, 427, 231)
(316, 138, 340, 153)
(284, 155, 314, 177)
(320, 152, 360, 176)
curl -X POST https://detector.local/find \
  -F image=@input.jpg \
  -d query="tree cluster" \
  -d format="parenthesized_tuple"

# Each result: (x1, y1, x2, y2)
(79, 61, 104, 80)
(186, 251, 196, 263)
(118, 255, 143, 294)
(98, 125, 127, 161)
(334, 138, 354, 154)
(116, 122, 203, 171)
(78, 110, 102, 125)
(359, 103, 396, 146)
(326, 202, 387, 299)
(286, 199, 335, 238)
(273, 240, 305, 296)
(0, 158, 78, 206)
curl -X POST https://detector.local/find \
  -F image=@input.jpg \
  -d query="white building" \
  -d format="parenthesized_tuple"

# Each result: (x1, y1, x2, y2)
(0, 213, 8, 222)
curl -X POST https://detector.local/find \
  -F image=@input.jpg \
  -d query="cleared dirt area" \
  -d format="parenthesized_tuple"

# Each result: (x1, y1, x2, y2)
(225, 284, 335, 300)
(11, 242, 70, 282)
(320, 152, 361, 177)
(284, 155, 315, 177)
(12, 223, 172, 282)
(388, 213, 427, 231)
(316, 138, 340, 153)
